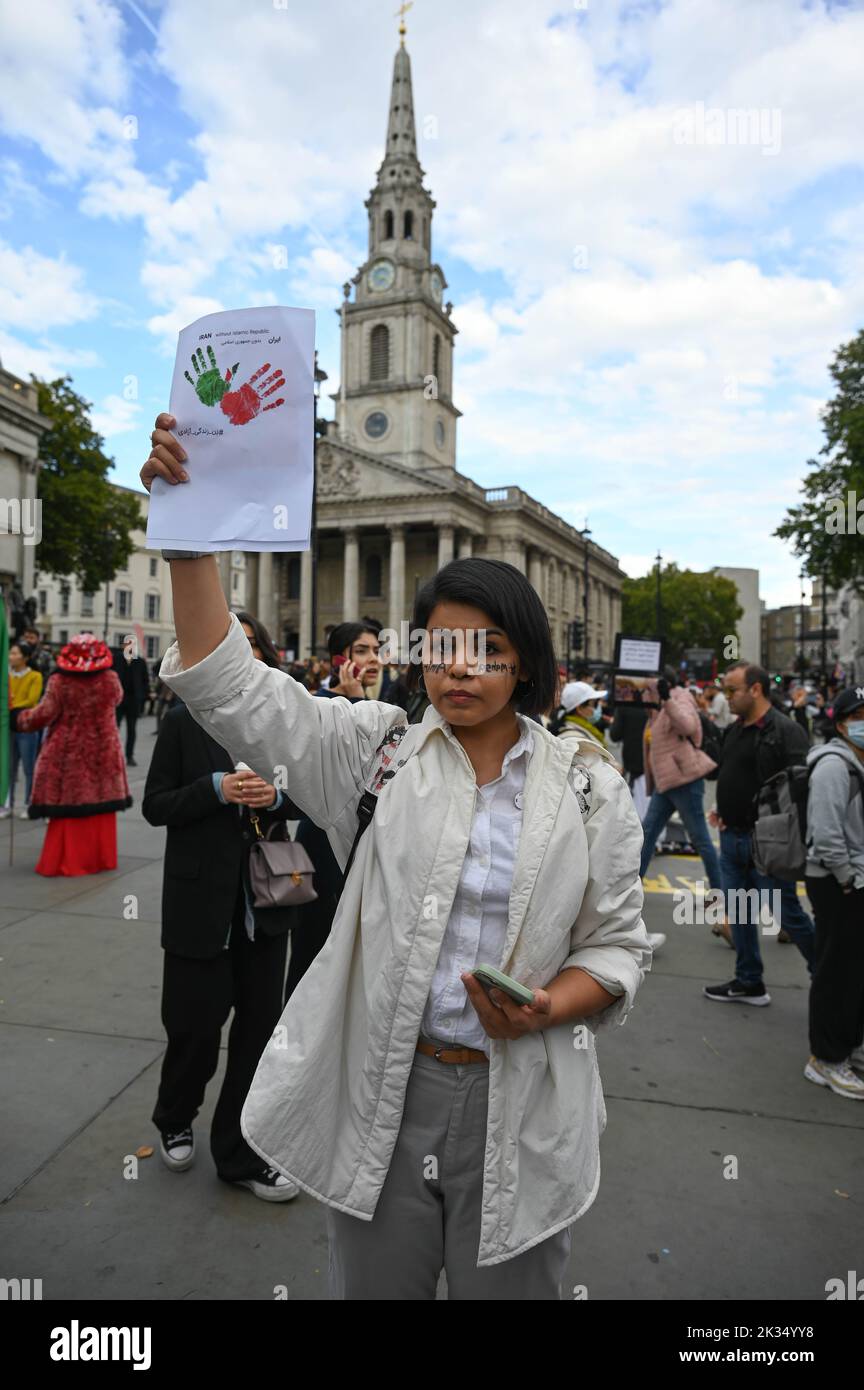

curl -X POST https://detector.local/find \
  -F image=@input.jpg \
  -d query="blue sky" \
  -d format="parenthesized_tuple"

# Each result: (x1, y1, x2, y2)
(1, 0, 863, 606)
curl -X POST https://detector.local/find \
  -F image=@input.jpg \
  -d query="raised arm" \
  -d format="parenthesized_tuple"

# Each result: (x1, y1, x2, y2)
(141, 412, 231, 668)
(141, 413, 405, 862)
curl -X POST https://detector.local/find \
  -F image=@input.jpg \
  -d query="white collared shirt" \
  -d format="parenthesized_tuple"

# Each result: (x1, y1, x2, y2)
(420, 716, 535, 1052)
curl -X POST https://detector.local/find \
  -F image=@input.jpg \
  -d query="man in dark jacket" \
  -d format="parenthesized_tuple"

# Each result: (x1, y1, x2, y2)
(704, 661, 815, 1006)
(112, 647, 150, 765)
(143, 702, 298, 1201)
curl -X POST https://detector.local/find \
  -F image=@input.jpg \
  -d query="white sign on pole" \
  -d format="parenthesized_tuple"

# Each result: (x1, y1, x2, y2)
(618, 638, 663, 672)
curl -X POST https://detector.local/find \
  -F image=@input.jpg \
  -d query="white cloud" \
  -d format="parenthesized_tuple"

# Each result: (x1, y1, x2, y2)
(0, 330, 100, 379)
(0, 241, 98, 329)
(90, 392, 142, 437)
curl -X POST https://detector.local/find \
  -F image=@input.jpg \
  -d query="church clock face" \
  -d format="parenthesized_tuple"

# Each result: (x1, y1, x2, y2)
(365, 410, 389, 439)
(368, 259, 395, 292)
(430, 270, 443, 302)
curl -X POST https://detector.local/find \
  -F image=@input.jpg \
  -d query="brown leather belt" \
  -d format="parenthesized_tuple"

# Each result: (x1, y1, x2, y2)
(416, 1040, 489, 1065)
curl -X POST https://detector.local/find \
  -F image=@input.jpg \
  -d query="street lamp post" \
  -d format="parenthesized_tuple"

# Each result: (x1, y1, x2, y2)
(580, 524, 592, 668)
(655, 549, 663, 638)
(820, 570, 828, 684)
(311, 351, 328, 659)
(798, 567, 807, 674)
(101, 528, 117, 641)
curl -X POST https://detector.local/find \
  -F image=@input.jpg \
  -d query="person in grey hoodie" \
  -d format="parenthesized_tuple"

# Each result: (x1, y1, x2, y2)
(804, 685, 864, 1100)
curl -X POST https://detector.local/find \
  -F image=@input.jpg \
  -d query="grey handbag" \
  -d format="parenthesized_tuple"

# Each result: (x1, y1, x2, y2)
(248, 816, 318, 908)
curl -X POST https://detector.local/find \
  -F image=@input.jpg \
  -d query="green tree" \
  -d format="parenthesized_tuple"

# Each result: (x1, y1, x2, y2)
(32, 376, 142, 594)
(775, 329, 864, 590)
(622, 563, 743, 665)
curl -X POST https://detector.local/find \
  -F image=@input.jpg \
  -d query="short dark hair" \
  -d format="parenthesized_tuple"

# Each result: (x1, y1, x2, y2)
(409, 558, 558, 718)
(23, 626, 39, 639)
(327, 622, 380, 660)
(11, 640, 32, 659)
(235, 610, 281, 670)
(726, 660, 771, 698)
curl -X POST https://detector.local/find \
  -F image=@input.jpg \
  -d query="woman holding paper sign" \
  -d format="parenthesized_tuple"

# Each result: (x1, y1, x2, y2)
(142, 413, 651, 1301)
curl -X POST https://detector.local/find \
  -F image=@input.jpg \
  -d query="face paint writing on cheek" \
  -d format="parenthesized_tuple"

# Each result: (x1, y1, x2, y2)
(422, 660, 517, 676)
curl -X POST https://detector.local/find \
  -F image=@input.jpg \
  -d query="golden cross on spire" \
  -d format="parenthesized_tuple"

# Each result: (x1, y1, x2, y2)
(395, 1, 413, 44)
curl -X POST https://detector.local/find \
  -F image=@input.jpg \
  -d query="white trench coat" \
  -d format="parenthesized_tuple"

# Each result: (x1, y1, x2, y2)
(161, 616, 650, 1267)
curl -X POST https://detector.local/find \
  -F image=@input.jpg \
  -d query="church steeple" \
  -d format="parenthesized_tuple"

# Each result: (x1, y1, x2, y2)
(379, 43, 421, 186)
(336, 37, 460, 474)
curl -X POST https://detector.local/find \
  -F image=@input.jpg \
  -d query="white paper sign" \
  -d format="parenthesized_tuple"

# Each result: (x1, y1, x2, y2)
(618, 637, 663, 672)
(146, 305, 315, 552)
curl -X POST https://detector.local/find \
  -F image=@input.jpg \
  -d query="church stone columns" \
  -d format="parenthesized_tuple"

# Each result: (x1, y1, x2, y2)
(388, 523, 406, 629)
(437, 524, 455, 568)
(456, 529, 473, 559)
(256, 551, 275, 634)
(217, 551, 231, 601)
(343, 527, 359, 620)
(528, 547, 544, 601)
(299, 546, 313, 657)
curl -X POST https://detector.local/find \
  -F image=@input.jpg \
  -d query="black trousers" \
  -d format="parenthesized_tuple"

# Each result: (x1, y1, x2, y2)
(117, 705, 138, 759)
(152, 892, 288, 1180)
(805, 875, 864, 1063)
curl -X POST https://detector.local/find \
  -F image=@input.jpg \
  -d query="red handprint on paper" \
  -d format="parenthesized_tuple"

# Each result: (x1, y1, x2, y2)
(219, 362, 286, 426)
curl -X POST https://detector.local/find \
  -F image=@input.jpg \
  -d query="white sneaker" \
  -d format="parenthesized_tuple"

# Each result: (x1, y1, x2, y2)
(17, 808, 29, 820)
(0, 807, 10, 819)
(849, 1045, 864, 1073)
(159, 1128, 195, 1170)
(804, 1056, 864, 1100)
(647, 932, 666, 952)
(231, 1166, 300, 1202)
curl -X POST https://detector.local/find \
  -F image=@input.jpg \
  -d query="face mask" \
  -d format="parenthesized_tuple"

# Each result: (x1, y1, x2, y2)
(588, 707, 603, 725)
(845, 720, 864, 749)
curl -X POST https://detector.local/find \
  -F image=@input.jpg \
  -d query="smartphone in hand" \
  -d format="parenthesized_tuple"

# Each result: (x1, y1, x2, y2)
(472, 964, 535, 1007)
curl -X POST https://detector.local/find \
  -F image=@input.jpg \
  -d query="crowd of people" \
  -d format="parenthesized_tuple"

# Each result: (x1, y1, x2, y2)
(2, 418, 861, 1297)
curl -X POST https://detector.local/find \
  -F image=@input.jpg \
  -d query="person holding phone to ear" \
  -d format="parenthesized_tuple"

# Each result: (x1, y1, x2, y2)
(317, 623, 381, 700)
(142, 413, 650, 1301)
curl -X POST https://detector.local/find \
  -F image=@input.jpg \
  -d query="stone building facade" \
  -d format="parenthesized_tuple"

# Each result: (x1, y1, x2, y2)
(0, 367, 47, 610)
(250, 39, 625, 666)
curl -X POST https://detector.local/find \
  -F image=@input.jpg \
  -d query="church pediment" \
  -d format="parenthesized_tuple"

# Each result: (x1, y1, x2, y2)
(316, 437, 448, 500)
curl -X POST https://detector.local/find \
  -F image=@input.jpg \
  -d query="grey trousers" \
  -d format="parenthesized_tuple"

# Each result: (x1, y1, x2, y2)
(326, 1043, 572, 1300)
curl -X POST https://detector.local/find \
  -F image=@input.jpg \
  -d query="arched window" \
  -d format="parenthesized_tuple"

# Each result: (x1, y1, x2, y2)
(432, 333, 441, 381)
(364, 554, 383, 597)
(403, 209, 414, 239)
(370, 325, 390, 381)
(384, 209, 394, 240)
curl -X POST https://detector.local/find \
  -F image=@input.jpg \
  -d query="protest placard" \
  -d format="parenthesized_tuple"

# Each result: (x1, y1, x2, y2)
(146, 306, 315, 552)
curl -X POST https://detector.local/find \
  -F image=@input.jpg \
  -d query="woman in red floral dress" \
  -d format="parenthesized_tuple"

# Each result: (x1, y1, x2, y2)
(15, 633, 131, 875)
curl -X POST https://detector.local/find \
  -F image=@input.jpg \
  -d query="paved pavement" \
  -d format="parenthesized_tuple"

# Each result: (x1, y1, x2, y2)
(2, 717, 861, 1301)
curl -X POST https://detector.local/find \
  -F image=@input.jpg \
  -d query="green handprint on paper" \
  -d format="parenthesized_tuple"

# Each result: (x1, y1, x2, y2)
(184, 346, 240, 407)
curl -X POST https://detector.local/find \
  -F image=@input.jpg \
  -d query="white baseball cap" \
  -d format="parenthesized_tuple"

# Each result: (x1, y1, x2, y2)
(561, 680, 607, 712)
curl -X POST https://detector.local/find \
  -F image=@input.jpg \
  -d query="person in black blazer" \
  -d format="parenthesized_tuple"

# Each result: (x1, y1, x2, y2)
(112, 648, 150, 765)
(143, 693, 298, 1202)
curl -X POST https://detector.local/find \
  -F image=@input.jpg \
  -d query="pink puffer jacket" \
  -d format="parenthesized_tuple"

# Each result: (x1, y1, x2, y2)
(644, 687, 717, 793)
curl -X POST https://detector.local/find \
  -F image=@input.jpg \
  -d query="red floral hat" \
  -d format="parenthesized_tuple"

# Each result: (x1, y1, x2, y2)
(56, 632, 114, 674)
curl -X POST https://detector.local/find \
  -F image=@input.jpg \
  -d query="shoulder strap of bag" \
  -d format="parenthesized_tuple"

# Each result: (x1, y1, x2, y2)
(342, 724, 413, 878)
